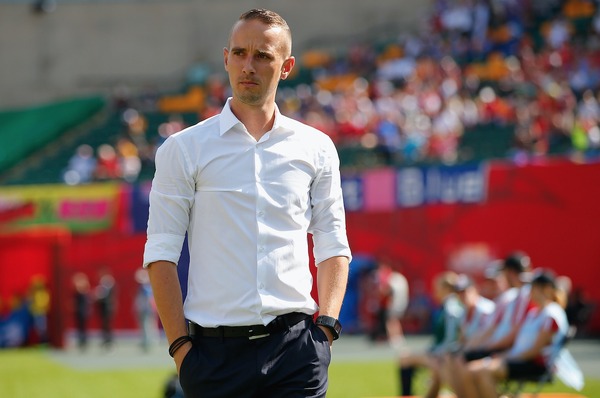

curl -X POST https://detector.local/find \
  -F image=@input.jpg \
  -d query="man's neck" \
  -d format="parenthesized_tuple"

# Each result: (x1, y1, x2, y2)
(230, 98, 276, 141)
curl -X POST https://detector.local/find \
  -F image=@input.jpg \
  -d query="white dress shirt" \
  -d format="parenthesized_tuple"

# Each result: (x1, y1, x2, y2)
(143, 98, 351, 327)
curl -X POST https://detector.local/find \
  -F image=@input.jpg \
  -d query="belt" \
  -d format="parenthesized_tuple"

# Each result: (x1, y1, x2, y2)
(188, 312, 311, 340)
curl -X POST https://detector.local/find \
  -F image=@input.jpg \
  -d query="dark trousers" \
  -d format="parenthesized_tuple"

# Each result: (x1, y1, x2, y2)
(179, 318, 331, 398)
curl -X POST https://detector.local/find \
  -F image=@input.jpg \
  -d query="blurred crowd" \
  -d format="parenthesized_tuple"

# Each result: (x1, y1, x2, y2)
(61, 107, 170, 185)
(61, 0, 600, 185)
(278, 0, 600, 164)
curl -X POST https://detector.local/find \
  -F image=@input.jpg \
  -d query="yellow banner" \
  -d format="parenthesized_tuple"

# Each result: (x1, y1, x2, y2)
(0, 182, 121, 232)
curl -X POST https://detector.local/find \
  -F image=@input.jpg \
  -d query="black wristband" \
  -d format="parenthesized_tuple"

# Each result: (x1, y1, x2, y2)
(168, 335, 192, 357)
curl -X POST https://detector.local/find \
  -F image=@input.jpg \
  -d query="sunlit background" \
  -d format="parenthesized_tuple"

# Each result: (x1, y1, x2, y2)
(1, 1, 599, 397)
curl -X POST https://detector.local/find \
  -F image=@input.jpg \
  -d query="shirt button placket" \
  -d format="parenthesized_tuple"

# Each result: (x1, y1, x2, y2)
(255, 143, 267, 297)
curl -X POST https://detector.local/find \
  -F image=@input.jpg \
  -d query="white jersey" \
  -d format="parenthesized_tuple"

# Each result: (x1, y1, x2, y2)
(488, 284, 531, 345)
(462, 296, 495, 340)
(388, 272, 409, 317)
(508, 301, 568, 366)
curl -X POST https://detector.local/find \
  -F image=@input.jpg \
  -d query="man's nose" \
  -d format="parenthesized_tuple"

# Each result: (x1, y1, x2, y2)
(242, 56, 255, 74)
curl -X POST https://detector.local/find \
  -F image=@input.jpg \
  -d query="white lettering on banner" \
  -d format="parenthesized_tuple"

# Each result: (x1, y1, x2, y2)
(460, 171, 487, 203)
(396, 164, 487, 207)
(397, 168, 425, 207)
(341, 177, 363, 211)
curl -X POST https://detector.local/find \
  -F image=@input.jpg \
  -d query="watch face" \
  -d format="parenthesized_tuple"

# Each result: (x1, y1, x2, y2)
(333, 320, 342, 334)
(316, 316, 341, 339)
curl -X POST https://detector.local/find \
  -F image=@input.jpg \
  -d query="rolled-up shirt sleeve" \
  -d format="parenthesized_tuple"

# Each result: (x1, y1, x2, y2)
(308, 137, 352, 265)
(143, 136, 195, 268)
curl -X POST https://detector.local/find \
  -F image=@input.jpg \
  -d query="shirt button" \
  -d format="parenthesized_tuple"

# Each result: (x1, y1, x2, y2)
(259, 246, 265, 252)
(259, 283, 265, 290)
(258, 211, 265, 217)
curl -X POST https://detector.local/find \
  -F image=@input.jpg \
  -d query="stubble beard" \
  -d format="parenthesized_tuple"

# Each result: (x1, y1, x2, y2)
(237, 90, 264, 106)
(235, 78, 279, 107)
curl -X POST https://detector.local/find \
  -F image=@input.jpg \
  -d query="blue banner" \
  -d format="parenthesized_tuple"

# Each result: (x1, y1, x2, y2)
(396, 163, 488, 207)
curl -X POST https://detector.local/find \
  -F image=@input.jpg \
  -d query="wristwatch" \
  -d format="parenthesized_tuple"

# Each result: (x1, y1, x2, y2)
(315, 315, 342, 340)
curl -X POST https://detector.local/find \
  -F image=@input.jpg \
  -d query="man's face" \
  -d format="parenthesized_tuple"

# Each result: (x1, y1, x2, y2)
(502, 268, 520, 288)
(224, 19, 294, 107)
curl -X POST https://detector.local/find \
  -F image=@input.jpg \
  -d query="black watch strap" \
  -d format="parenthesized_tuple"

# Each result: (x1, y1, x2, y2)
(315, 315, 342, 340)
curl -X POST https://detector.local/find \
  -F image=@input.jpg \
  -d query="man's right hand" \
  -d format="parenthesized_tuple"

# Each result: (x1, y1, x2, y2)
(174, 341, 193, 375)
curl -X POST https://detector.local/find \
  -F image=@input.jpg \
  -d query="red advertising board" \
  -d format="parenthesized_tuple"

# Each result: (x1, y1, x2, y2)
(1, 158, 599, 347)
(346, 159, 600, 334)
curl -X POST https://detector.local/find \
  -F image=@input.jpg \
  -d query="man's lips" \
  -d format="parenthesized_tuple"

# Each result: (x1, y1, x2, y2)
(240, 80, 258, 87)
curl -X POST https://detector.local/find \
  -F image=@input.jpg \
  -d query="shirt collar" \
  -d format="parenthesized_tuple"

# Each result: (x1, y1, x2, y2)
(219, 97, 289, 136)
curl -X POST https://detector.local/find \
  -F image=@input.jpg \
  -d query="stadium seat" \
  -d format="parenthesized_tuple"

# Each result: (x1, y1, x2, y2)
(500, 326, 578, 398)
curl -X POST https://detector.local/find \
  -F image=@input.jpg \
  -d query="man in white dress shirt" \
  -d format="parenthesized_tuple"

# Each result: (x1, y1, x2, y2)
(143, 8, 351, 398)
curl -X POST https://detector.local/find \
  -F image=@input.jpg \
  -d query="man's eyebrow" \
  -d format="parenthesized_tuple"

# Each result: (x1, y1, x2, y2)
(229, 46, 275, 56)
(256, 49, 274, 56)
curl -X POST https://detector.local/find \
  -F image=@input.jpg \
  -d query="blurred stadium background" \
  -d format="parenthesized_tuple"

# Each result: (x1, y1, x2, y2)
(0, 0, 599, 384)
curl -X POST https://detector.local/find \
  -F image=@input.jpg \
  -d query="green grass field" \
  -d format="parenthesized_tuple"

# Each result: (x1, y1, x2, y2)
(0, 348, 598, 398)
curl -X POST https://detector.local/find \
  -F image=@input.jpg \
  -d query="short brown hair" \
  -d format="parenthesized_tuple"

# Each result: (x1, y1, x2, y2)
(231, 9, 292, 56)
(239, 8, 289, 30)
(435, 271, 459, 291)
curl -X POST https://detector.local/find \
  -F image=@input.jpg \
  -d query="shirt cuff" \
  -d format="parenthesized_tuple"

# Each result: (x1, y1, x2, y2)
(312, 229, 352, 265)
(143, 233, 186, 268)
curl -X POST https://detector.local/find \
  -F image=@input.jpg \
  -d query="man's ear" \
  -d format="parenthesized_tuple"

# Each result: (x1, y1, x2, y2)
(280, 56, 295, 80)
(223, 47, 229, 71)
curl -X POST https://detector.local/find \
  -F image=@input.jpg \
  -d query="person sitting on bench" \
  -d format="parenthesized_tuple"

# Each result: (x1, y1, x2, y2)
(463, 269, 568, 398)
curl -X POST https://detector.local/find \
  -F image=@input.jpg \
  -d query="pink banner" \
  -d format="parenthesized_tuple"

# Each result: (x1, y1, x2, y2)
(362, 168, 396, 211)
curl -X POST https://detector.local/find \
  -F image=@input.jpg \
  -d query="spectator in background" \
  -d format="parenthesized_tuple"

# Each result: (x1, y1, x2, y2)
(369, 260, 394, 342)
(116, 137, 141, 183)
(566, 286, 594, 332)
(63, 144, 96, 185)
(462, 252, 534, 361)
(72, 272, 92, 351)
(403, 278, 435, 334)
(398, 271, 463, 398)
(444, 274, 496, 397)
(479, 263, 509, 301)
(387, 264, 410, 351)
(95, 268, 116, 350)
(545, 16, 573, 50)
(156, 114, 187, 151)
(454, 274, 496, 344)
(555, 274, 573, 309)
(370, 259, 410, 350)
(27, 276, 50, 344)
(134, 268, 158, 352)
(94, 144, 121, 181)
(0, 295, 32, 348)
(122, 107, 151, 160)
